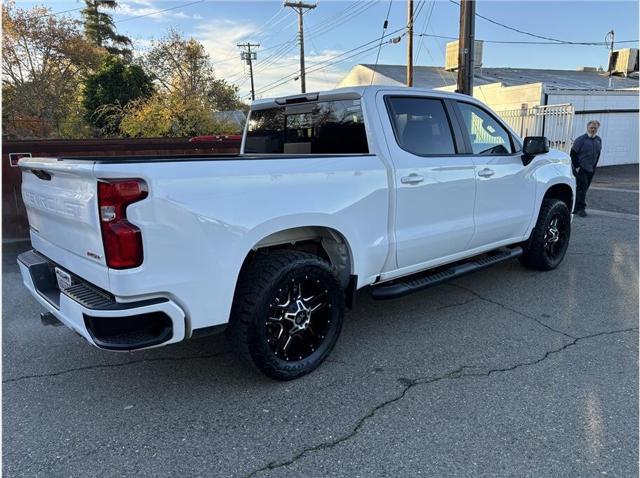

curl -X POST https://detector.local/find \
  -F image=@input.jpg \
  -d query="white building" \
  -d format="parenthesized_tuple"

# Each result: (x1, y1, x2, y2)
(339, 56, 639, 166)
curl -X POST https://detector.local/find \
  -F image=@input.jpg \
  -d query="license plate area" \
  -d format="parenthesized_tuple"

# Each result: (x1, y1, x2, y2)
(55, 267, 74, 291)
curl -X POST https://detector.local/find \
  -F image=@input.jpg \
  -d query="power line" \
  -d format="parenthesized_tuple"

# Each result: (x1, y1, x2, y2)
(251, 28, 405, 97)
(418, 33, 639, 46)
(447, 0, 634, 46)
(415, 1, 436, 61)
(237, 42, 260, 100)
(253, 40, 395, 98)
(284, 1, 317, 93)
(253, 27, 404, 95)
(115, 0, 205, 23)
(303, 1, 367, 36)
(304, 1, 378, 39)
(371, 0, 394, 85)
(413, 0, 428, 21)
(232, 1, 386, 92)
(228, 35, 299, 84)
(243, 7, 288, 41)
(235, 1, 383, 90)
(36, 6, 84, 18)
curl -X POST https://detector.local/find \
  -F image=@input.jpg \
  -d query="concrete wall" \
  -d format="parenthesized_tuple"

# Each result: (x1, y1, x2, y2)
(547, 90, 639, 166)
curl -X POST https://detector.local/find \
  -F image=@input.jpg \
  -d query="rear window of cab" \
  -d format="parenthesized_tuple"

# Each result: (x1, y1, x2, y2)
(245, 99, 369, 154)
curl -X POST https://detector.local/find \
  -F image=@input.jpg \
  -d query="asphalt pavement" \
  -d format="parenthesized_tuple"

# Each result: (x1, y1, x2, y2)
(3, 165, 638, 477)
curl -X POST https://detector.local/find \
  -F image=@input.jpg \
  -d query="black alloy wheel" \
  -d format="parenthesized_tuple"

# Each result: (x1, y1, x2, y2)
(543, 213, 568, 262)
(519, 198, 571, 271)
(230, 250, 344, 380)
(266, 276, 333, 362)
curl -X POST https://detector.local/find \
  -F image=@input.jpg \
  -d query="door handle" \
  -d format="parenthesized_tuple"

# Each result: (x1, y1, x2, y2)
(478, 168, 495, 178)
(401, 173, 425, 185)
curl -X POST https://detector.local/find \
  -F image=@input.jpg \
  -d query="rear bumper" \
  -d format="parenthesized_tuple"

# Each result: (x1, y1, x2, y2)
(18, 250, 186, 350)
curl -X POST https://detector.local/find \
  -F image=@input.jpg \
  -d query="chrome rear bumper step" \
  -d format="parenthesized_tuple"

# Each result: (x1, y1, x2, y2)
(371, 247, 523, 300)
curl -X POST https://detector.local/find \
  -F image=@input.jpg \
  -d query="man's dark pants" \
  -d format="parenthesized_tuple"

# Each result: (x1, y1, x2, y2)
(574, 168, 595, 212)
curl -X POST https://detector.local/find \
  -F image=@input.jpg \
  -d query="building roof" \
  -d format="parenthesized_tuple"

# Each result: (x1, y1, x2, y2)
(351, 64, 640, 91)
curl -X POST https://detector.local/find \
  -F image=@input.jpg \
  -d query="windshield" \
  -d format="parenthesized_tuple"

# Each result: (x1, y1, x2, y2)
(244, 99, 368, 154)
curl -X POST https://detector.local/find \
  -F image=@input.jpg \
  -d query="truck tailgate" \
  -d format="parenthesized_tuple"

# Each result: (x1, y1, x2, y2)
(20, 157, 109, 288)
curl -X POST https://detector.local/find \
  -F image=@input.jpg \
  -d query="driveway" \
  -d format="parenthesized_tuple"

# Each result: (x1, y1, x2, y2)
(3, 165, 638, 477)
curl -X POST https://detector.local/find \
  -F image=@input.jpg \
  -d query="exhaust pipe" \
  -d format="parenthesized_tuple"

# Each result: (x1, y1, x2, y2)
(40, 312, 62, 327)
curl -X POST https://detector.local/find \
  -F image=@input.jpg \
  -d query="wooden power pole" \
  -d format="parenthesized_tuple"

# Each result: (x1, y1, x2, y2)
(237, 42, 260, 100)
(407, 0, 414, 86)
(456, 0, 476, 95)
(284, 1, 317, 93)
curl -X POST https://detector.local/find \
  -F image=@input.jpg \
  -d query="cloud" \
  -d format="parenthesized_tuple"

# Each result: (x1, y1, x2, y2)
(117, 0, 203, 22)
(193, 19, 353, 100)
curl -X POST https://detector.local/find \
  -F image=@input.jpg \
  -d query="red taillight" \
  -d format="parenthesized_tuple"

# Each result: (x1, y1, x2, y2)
(97, 179, 148, 269)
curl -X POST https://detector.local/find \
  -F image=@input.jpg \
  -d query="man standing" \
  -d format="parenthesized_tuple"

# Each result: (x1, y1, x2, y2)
(571, 120, 602, 217)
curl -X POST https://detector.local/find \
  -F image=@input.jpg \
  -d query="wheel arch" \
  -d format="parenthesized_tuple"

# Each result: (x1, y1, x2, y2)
(543, 182, 574, 212)
(241, 225, 355, 289)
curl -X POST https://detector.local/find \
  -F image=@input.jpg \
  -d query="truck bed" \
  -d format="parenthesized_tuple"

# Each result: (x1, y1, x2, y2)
(55, 153, 375, 164)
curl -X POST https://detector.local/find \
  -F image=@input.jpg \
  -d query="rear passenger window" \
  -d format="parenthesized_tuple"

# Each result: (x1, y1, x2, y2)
(386, 97, 456, 156)
(457, 102, 513, 155)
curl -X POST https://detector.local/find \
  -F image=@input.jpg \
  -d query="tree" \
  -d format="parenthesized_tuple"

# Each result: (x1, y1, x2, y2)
(119, 90, 240, 138)
(82, 55, 154, 134)
(81, 0, 131, 58)
(143, 29, 213, 98)
(119, 30, 246, 137)
(2, 1, 104, 138)
(143, 30, 246, 109)
(207, 79, 246, 112)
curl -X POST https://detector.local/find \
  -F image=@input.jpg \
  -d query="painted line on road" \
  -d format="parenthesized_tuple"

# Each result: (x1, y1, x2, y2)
(587, 209, 639, 220)
(590, 186, 639, 194)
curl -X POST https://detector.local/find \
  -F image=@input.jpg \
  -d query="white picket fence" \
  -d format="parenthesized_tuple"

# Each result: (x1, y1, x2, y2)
(497, 104, 575, 153)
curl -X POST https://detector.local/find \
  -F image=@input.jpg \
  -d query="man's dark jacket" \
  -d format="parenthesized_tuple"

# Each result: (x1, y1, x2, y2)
(570, 134, 602, 173)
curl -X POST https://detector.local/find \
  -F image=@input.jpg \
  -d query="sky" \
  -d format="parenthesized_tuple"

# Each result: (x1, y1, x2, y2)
(14, 0, 640, 99)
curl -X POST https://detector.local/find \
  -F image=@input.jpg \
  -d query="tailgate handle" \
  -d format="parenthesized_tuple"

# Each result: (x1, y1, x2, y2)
(31, 169, 52, 181)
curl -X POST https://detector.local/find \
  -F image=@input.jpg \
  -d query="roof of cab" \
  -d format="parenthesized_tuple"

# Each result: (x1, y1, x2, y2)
(250, 85, 475, 109)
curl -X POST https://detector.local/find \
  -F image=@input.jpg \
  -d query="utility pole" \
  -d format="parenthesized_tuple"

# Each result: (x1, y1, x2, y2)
(606, 29, 615, 89)
(456, 0, 476, 95)
(284, 1, 317, 93)
(407, 0, 413, 86)
(237, 42, 260, 100)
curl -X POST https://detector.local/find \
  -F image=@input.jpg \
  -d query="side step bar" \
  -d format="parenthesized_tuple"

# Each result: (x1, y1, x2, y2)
(371, 247, 523, 300)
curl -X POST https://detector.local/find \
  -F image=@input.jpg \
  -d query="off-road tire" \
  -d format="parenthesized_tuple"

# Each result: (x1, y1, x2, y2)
(229, 250, 344, 381)
(519, 198, 571, 271)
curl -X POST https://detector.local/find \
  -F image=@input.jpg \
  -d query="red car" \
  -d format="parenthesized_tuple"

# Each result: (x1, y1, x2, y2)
(189, 134, 242, 143)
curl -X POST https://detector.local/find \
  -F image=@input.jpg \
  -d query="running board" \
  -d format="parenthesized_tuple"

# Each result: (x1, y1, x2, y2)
(371, 247, 523, 300)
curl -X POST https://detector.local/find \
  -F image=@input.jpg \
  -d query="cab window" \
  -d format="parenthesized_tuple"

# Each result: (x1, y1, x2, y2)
(457, 102, 514, 155)
(386, 97, 457, 156)
(245, 99, 368, 154)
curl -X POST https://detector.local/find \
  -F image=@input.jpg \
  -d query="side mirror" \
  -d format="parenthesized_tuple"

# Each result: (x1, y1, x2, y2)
(521, 136, 550, 166)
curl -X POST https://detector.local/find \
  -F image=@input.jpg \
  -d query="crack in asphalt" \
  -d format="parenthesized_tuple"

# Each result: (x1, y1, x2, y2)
(0, 286, 560, 385)
(243, 327, 637, 478)
(2, 352, 227, 384)
(435, 297, 477, 310)
(448, 283, 577, 340)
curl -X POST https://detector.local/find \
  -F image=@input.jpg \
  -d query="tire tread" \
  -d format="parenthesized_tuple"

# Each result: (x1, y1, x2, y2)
(229, 250, 343, 380)
(520, 198, 570, 271)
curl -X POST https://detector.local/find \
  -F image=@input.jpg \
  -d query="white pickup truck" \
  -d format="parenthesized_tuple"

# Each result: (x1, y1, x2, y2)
(18, 86, 575, 380)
